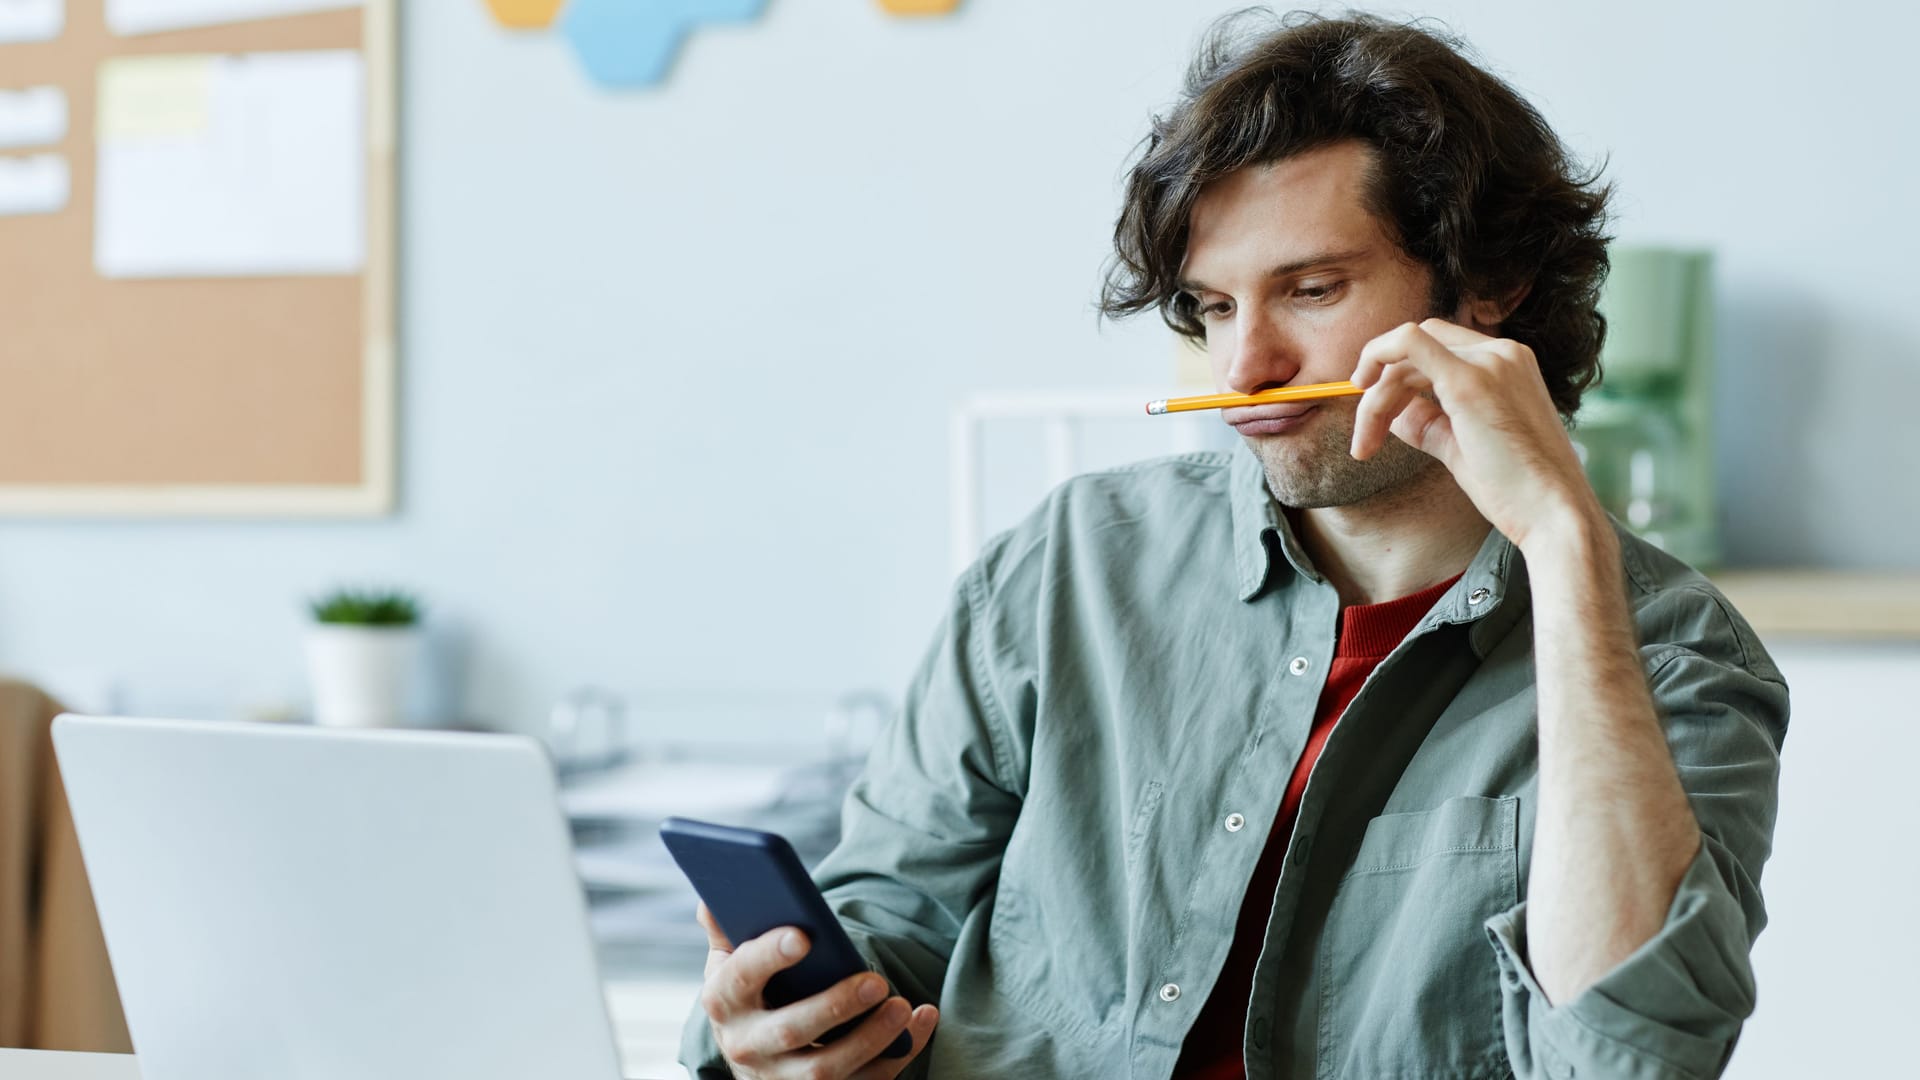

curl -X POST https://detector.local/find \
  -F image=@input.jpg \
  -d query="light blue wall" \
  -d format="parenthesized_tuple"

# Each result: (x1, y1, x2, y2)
(2, 0, 1915, 730)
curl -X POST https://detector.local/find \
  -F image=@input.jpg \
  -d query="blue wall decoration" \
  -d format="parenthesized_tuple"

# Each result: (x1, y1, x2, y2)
(559, 0, 770, 88)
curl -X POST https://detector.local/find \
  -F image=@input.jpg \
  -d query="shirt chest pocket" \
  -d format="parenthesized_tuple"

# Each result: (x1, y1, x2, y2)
(1315, 794, 1519, 1080)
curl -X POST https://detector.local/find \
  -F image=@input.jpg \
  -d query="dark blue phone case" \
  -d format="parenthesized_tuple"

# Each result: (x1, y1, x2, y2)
(659, 817, 914, 1059)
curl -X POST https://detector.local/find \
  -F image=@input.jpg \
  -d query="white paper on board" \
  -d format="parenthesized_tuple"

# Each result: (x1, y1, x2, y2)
(0, 86, 68, 150)
(0, 0, 62, 44)
(94, 50, 365, 279)
(105, 0, 358, 36)
(0, 153, 69, 216)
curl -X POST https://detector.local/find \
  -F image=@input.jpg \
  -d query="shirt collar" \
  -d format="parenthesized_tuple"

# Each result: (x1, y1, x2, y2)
(1229, 443, 1295, 601)
(1229, 442, 1531, 654)
(1427, 526, 1533, 660)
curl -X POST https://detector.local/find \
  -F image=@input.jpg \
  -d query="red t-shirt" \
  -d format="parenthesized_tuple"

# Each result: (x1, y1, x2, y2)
(1173, 573, 1463, 1080)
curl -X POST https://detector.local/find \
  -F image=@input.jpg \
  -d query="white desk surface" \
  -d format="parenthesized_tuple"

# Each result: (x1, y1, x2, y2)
(0, 1050, 137, 1078)
(0, 974, 701, 1080)
(0, 1047, 684, 1080)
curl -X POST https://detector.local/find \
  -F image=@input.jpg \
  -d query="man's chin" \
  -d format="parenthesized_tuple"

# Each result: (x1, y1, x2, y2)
(1248, 435, 1437, 510)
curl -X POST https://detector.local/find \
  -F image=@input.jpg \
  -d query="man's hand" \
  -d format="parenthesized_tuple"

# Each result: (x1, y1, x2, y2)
(1352, 321, 1706, 1005)
(697, 903, 940, 1080)
(1350, 317, 1603, 552)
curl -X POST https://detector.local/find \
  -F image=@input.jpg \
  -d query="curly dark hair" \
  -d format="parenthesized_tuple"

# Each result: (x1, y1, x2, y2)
(1100, 9, 1613, 417)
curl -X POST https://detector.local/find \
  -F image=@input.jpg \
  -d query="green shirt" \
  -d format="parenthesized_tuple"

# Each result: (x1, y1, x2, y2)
(681, 446, 1788, 1079)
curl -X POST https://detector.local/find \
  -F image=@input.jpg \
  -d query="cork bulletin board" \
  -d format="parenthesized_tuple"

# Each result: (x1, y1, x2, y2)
(0, 1, 395, 515)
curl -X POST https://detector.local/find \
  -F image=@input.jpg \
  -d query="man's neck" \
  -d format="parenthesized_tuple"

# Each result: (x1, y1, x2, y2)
(1284, 467, 1493, 608)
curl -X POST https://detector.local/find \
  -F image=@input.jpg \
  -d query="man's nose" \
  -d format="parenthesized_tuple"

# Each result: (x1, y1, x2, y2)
(1223, 311, 1303, 394)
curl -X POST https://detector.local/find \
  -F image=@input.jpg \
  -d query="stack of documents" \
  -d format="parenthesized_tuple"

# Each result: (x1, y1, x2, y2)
(560, 749, 864, 961)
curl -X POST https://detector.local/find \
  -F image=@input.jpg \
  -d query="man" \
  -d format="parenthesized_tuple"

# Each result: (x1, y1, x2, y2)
(682, 11, 1786, 1080)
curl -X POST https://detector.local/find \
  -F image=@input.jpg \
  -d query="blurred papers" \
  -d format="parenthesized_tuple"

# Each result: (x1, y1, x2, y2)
(94, 50, 364, 278)
(105, 0, 357, 36)
(0, 153, 67, 216)
(562, 760, 792, 823)
(0, 0, 61, 43)
(0, 87, 67, 150)
(565, 753, 861, 951)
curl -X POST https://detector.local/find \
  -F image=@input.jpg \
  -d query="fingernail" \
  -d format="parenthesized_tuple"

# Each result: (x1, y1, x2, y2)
(781, 931, 805, 958)
(860, 977, 886, 1004)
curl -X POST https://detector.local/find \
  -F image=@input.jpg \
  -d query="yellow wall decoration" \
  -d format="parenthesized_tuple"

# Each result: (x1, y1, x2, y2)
(878, 0, 963, 15)
(486, 0, 567, 29)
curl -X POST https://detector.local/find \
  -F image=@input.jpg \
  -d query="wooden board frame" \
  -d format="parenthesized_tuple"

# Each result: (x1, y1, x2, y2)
(0, 1, 396, 516)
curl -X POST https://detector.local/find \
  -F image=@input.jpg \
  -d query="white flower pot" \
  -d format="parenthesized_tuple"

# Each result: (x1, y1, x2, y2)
(305, 624, 420, 728)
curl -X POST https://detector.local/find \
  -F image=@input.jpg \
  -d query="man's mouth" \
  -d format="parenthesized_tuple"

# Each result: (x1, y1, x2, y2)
(1226, 403, 1318, 436)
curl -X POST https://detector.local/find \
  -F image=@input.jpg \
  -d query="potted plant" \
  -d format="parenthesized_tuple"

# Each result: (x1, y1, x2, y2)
(304, 588, 423, 728)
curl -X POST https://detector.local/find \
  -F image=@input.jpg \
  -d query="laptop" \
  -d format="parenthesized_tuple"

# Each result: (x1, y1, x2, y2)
(52, 714, 650, 1080)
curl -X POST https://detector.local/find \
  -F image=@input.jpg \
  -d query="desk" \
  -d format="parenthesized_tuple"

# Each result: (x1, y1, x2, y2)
(0, 1050, 136, 1078)
(0, 975, 700, 1080)
(0, 1047, 683, 1079)
(0, 1048, 688, 1080)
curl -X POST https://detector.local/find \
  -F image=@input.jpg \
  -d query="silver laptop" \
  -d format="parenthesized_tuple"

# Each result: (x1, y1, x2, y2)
(52, 714, 642, 1080)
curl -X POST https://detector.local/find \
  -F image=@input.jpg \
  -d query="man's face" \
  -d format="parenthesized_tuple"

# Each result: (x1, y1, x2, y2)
(1180, 140, 1445, 509)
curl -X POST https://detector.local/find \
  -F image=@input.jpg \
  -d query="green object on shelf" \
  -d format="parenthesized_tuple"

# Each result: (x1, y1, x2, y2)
(1575, 247, 1719, 568)
(309, 587, 421, 626)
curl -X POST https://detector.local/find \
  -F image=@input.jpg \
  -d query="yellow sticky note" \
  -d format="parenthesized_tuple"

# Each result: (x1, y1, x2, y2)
(486, 0, 565, 29)
(878, 0, 963, 15)
(98, 55, 214, 140)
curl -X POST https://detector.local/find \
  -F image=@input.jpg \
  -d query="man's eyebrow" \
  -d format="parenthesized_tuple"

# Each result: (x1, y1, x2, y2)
(1178, 248, 1371, 294)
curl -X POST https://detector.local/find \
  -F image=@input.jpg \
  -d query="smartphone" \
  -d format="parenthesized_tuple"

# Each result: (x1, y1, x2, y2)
(659, 817, 913, 1059)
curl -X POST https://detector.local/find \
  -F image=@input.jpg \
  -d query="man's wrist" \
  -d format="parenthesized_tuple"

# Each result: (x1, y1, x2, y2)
(1515, 493, 1617, 572)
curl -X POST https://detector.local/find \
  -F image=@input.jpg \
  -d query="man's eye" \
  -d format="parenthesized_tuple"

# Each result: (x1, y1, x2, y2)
(1198, 300, 1234, 320)
(1297, 282, 1346, 304)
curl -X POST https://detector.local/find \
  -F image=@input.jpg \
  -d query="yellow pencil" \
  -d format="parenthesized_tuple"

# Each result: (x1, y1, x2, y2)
(1145, 380, 1364, 416)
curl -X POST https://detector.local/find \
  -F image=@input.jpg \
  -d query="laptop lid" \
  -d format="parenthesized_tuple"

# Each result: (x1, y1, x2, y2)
(51, 715, 625, 1080)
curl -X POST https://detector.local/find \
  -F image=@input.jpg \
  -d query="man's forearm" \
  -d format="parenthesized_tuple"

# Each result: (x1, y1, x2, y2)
(1520, 508, 1702, 1006)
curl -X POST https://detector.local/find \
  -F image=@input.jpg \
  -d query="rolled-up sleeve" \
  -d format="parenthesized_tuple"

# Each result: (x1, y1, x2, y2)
(1485, 612, 1790, 1080)
(1488, 839, 1761, 1080)
(679, 554, 1029, 1079)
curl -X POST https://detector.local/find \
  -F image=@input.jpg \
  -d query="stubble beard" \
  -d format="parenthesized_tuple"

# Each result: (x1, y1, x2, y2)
(1247, 407, 1439, 510)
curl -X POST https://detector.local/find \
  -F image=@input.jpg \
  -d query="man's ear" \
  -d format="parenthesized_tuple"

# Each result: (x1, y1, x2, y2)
(1459, 282, 1532, 335)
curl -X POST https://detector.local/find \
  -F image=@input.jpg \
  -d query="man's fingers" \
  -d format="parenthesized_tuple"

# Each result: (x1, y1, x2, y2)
(697, 904, 734, 986)
(737, 971, 892, 1058)
(1353, 321, 1479, 394)
(1351, 361, 1433, 460)
(1387, 395, 1452, 459)
(853, 1005, 941, 1080)
(1416, 316, 1495, 347)
(794, 995, 923, 1079)
(782, 996, 910, 1077)
(696, 902, 733, 951)
(1419, 317, 1539, 386)
(701, 926, 810, 1022)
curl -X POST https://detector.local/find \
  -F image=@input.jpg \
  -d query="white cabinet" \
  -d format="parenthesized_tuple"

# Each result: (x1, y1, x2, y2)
(1725, 641, 1920, 1077)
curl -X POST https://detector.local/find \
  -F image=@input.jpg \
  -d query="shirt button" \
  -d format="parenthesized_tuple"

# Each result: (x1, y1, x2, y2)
(1224, 812, 1246, 833)
(1287, 656, 1310, 676)
(1292, 833, 1312, 864)
(1468, 587, 1491, 606)
(1250, 1015, 1270, 1050)
(1158, 982, 1181, 1003)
